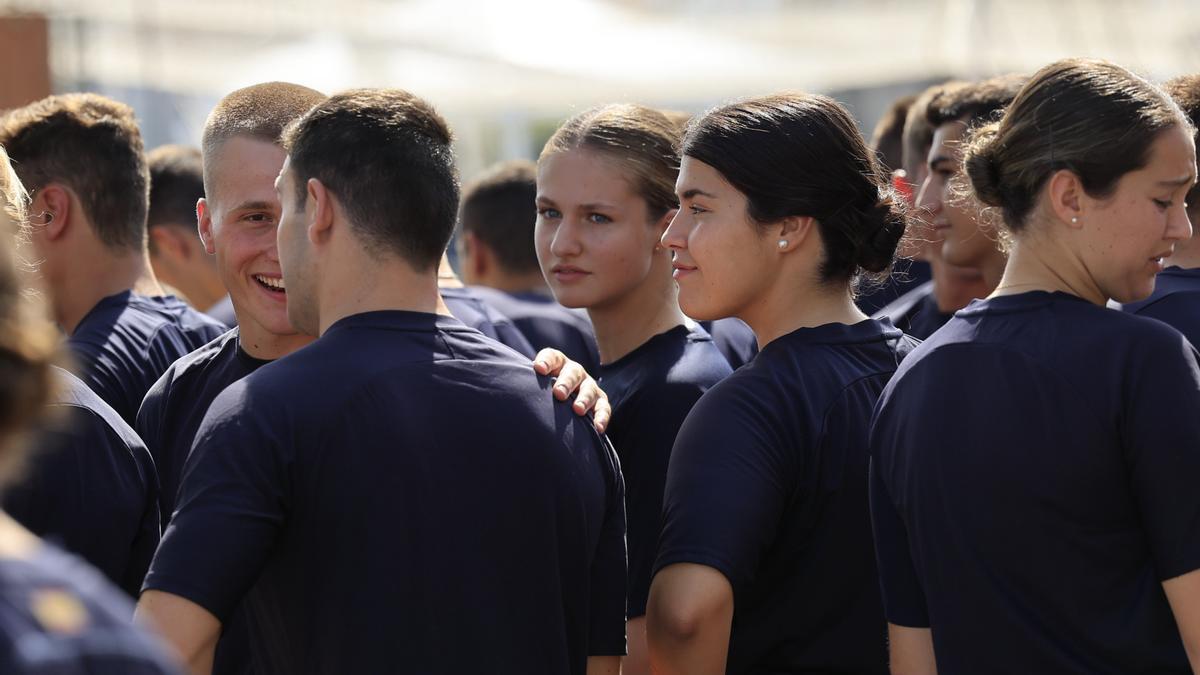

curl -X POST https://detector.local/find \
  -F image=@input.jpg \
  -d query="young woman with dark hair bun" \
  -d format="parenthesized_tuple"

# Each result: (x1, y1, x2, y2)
(871, 58, 1200, 674)
(646, 93, 915, 675)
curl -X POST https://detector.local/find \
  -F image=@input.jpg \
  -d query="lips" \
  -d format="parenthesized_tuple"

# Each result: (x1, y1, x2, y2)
(550, 264, 590, 283)
(672, 260, 698, 280)
(253, 274, 286, 294)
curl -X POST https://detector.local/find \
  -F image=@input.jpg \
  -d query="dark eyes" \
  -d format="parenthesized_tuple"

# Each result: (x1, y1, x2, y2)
(688, 204, 708, 215)
(1154, 199, 1173, 211)
(242, 213, 274, 224)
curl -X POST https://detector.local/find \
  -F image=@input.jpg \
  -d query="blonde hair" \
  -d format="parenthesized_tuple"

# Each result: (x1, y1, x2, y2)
(0, 144, 59, 477)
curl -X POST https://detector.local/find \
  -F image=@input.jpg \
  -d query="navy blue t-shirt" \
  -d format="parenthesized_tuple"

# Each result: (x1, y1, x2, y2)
(656, 319, 915, 674)
(137, 329, 269, 525)
(67, 291, 227, 425)
(600, 324, 730, 618)
(872, 281, 952, 340)
(0, 539, 181, 674)
(1120, 266, 1200, 348)
(144, 312, 626, 674)
(856, 260, 933, 316)
(4, 368, 158, 598)
(870, 291, 1200, 674)
(699, 318, 758, 370)
(469, 286, 600, 373)
(439, 286, 536, 357)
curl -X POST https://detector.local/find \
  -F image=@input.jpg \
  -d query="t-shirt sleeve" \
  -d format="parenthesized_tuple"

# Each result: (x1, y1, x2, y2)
(589, 433, 628, 656)
(653, 381, 791, 595)
(868, 453, 930, 627)
(135, 375, 168, 468)
(141, 381, 289, 622)
(1122, 326, 1200, 581)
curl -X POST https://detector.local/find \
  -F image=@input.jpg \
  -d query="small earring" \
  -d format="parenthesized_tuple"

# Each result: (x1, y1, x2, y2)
(1070, 216, 1079, 224)
(778, 239, 788, 249)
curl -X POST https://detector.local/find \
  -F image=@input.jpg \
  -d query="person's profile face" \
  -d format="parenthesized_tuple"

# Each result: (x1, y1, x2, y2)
(662, 156, 773, 322)
(1075, 124, 1196, 303)
(919, 120, 1001, 269)
(273, 157, 319, 336)
(206, 137, 295, 337)
(534, 148, 667, 311)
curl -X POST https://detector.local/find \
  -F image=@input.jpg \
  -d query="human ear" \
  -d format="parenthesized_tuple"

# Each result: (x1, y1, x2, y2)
(307, 178, 334, 245)
(196, 198, 218, 255)
(1046, 169, 1084, 228)
(35, 184, 71, 240)
(775, 215, 816, 252)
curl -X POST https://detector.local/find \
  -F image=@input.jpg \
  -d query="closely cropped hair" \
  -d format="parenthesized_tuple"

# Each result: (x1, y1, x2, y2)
(283, 89, 459, 269)
(1164, 74, 1200, 211)
(926, 74, 1026, 129)
(0, 93, 148, 251)
(683, 93, 906, 288)
(963, 59, 1188, 232)
(201, 82, 325, 191)
(541, 104, 681, 221)
(0, 145, 59, 472)
(146, 145, 204, 249)
(871, 93, 917, 174)
(459, 160, 539, 274)
(903, 82, 962, 180)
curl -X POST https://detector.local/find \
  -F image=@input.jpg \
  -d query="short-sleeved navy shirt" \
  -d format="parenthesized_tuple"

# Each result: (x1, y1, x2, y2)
(870, 291, 1200, 674)
(439, 286, 536, 357)
(0, 539, 181, 674)
(144, 312, 626, 674)
(137, 329, 269, 525)
(67, 291, 227, 425)
(656, 319, 915, 674)
(1120, 266, 1200, 348)
(600, 324, 730, 618)
(872, 281, 951, 340)
(469, 286, 600, 373)
(699, 318, 758, 369)
(4, 368, 158, 597)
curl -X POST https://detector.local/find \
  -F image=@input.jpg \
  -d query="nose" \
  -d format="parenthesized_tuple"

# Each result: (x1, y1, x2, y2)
(915, 174, 940, 215)
(661, 209, 690, 251)
(547, 216, 583, 259)
(1168, 202, 1194, 242)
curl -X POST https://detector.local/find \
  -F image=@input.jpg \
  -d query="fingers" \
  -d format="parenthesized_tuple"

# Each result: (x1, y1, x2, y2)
(533, 348, 568, 377)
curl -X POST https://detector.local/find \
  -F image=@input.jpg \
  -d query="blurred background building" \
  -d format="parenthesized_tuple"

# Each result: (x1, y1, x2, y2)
(1, 0, 1198, 178)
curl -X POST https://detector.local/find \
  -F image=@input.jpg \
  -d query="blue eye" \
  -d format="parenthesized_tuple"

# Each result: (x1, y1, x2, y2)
(587, 213, 612, 224)
(538, 208, 561, 219)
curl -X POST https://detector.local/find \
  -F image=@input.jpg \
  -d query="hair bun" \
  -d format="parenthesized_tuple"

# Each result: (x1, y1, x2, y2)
(854, 191, 907, 274)
(962, 121, 1006, 209)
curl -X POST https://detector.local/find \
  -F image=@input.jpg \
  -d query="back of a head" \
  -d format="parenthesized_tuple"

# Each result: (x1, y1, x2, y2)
(459, 160, 538, 275)
(871, 93, 917, 175)
(0, 145, 58, 472)
(1164, 74, 1200, 217)
(146, 145, 204, 246)
(0, 93, 148, 251)
(963, 59, 1187, 232)
(683, 93, 906, 287)
(541, 103, 681, 220)
(201, 81, 326, 192)
(926, 74, 1026, 130)
(282, 88, 458, 270)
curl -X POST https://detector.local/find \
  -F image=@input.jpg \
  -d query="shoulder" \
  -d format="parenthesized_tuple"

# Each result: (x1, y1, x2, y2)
(51, 368, 143, 447)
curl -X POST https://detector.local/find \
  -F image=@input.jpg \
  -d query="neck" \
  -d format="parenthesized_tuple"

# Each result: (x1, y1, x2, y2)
(473, 270, 551, 295)
(741, 273, 867, 348)
(318, 254, 444, 335)
(929, 256, 996, 313)
(0, 511, 40, 560)
(978, 247, 1009, 289)
(236, 321, 315, 361)
(992, 233, 1106, 305)
(588, 260, 686, 364)
(59, 249, 163, 334)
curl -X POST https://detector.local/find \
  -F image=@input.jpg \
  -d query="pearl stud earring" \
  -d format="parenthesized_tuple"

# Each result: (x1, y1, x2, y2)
(778, 240, 788, 249)
(1071, 216, 1079, 224)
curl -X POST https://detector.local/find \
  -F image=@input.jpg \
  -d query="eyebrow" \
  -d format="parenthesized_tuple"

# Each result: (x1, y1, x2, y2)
(679, 188, 718, 200)
(1158, 175, 1197, 187)
(231, 200, 275, 212)
(928, 155, 955, 169)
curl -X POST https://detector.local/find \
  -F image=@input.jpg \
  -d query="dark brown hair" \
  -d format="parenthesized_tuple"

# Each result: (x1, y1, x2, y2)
(683, 93, 906, 287)
(926, 74, 1026, 129)
(871, 93, 917, 174)
(458, 160, 539, 274)
(201, 82, 325, 192)
(0, 93, 148, 251)
(283, 88, 459, 270)
(964, 59, 1187, 231)
(902, 82, 963, 180)
(146, 145, 204, 250)
(540, 104, 680, 221)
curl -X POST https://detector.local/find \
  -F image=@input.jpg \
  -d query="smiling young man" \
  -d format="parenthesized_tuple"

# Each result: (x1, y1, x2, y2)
(0, 94, 226, 425)
(137, 88, 626, 675)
